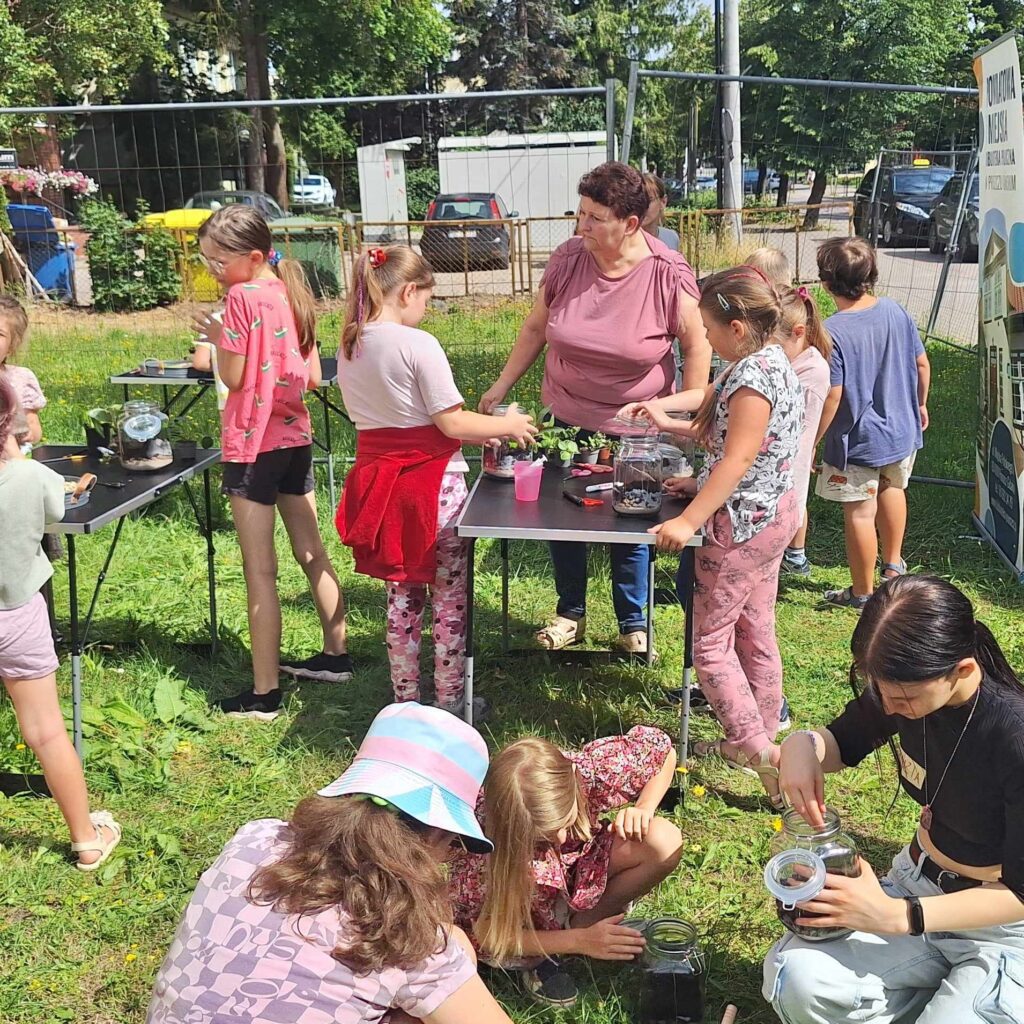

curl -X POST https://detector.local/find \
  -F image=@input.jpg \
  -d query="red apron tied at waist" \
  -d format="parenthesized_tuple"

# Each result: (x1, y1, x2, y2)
(335, 424, 460, 584)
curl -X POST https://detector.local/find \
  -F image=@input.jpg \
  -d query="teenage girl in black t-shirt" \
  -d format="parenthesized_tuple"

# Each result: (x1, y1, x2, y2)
(763, 575, 1024, 1024)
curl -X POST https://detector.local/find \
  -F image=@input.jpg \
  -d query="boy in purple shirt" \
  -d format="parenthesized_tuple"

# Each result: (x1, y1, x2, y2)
(814, 238, 931, 611)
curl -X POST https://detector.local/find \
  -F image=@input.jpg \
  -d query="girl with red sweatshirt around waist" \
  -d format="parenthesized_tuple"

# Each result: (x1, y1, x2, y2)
(336, 247, 535, 718)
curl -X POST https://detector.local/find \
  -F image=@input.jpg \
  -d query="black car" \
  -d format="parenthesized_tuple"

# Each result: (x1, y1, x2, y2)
(419, 193, 517, 271)
(927, 172, 980, 262)
(853, 165, 955, 247)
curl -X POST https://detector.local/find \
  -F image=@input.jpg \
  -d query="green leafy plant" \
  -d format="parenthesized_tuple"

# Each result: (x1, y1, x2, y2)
(536, 423, 580, 461)
(136, 201, 181, 306)
(580, 431, 611, 453)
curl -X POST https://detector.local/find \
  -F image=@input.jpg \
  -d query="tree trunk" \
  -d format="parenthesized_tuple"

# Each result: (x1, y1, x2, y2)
(776, 171, 790, 207)
(802, 163, 829, 229)
(256, 32, 288, 210)
(756, 162, 767, 198)
(240, 0, 265, 194)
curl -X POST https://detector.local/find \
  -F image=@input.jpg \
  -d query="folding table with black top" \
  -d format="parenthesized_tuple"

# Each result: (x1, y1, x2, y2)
(455, 469, 702, 760)
(38, 446, 221, 756)
(110, 356, 349, 506)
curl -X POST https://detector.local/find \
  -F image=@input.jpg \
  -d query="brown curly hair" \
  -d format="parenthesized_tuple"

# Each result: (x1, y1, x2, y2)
(578, 161, 649, 222)
(817, 236, 878, 300)
(248, 796, 453, 974)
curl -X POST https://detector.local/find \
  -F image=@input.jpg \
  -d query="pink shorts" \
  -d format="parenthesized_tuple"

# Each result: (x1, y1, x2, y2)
(0, 592, 59, 681)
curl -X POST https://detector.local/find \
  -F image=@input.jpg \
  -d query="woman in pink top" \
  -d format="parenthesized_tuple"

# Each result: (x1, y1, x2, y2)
(480, 162, 711, 656)
(193, 205, 350, 721)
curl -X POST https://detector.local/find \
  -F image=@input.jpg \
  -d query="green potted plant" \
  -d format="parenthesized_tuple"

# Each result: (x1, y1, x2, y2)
(575, 430, 612, 465)
(536, 423, 580, 468)
(82, 406, 120, 454)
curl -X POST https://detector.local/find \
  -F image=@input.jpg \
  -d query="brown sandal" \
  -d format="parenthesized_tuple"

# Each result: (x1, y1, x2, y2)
(535, 615, 586, 650)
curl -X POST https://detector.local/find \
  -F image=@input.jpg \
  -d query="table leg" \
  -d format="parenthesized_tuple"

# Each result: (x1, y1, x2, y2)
(501, 538, 509, 655)
(680, 544, 696, 770)
(67, 536, 83, 759)
(646, 548, 656, 667)
(122, 383, 129, 403)
(203, 469, 218, 654)
(464, 538, 476, 725)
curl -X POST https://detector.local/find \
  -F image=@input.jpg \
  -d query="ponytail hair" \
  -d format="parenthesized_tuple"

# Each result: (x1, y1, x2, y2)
(780, 286, 833, 362)
(197, 204, 317, 355)
(341, 245, 435, 360)
(248, 795, 453, 973)
(476, 738, 591, 963)
(852, 574, 1020, 695)
(690, 266, 784, 444)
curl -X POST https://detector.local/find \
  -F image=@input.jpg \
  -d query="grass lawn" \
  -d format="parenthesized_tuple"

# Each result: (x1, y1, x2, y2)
(1, 303, 1020, 1023)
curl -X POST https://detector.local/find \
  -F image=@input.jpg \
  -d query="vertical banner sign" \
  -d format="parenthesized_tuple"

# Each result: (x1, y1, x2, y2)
(974, 32, 1024, 579)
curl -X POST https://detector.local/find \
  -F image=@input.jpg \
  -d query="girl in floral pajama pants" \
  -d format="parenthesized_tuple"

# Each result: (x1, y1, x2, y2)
(386, 472, 469, 708)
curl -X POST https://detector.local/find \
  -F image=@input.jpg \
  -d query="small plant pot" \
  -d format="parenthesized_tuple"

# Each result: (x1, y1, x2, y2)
(597, 447, 613, 466)
(84, 424, 111, 455)
(572, 449, 600, 465)
(542, 448, 571, 469)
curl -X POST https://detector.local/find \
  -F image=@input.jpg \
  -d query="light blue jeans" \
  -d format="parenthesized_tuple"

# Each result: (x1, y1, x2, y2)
(763, 844, 1024, 1023)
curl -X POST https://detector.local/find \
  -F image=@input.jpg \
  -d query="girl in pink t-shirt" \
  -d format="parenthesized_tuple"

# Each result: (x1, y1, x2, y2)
(193, 206, 350, 720)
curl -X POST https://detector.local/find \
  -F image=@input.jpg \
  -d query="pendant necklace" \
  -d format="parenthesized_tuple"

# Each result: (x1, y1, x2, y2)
(920, 687, 980, 831)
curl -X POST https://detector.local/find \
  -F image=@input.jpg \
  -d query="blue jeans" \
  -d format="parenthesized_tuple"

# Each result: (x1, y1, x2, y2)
(763, 844, 1024, 1023)
(548, 421, 650, 633)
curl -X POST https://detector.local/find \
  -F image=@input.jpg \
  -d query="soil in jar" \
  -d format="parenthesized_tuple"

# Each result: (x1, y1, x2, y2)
(614, 486, 663, 515)
(776, 844, 861, 941)
(639, 962, 706, 1023)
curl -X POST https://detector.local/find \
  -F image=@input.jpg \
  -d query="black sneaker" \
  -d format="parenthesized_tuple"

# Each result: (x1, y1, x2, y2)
(780, 551, 812, 576)
(217, 687, 282, 721)
(279, 652, 354, 683)
(778, 696, 792, 732)
(664, 684, 710, 710)
(521, 958, 578, 1008)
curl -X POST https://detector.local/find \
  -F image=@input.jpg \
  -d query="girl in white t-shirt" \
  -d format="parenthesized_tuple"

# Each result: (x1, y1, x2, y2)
(336, 246, 534, 716)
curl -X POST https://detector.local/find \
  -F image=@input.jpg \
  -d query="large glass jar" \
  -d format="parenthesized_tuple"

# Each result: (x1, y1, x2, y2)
(768, 807, 861, 941)
(637, 918, 707, 1023)
(613, 435, 663, 516)
(117, 400, 172, 472)
(481, 403, 532, 480)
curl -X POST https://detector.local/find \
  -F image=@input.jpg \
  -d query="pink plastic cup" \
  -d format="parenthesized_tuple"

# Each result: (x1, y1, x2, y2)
(513, 459, 543, 501)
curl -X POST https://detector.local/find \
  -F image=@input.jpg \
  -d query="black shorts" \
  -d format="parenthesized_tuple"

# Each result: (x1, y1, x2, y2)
(221, 445, 314, 505)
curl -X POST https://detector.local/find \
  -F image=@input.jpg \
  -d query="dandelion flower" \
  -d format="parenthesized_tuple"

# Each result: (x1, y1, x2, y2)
(691, 785, 706, 798)
(15, 743, 26, 751)
(125, 953, 137, 964)
(771, 817, 783, 832)
(676, 765, 689, 775)
(689, 843, 702, 853)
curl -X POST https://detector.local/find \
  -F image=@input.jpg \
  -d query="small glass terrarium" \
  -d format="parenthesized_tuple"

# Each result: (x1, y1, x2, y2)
(637, 918, 707, 1023)
(613, 435, 663, 516)
(117, 400, 172, 472)
(481, 403, 533, 480)
(766, 807, 861, 942)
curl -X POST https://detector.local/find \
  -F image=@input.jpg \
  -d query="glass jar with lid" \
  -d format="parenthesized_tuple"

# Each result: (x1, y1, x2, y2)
(766, 807, 861, 941)
(636, 918, 707, 1023)
(613, 435, 663, 516)
(117, 400, 172, 471)
(481, 403, 533, 480)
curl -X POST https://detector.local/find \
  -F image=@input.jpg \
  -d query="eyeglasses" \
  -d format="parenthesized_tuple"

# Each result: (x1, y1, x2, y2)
(199, 251, 246, 275)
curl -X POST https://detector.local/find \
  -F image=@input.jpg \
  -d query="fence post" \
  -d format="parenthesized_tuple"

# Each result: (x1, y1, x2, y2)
(526, 219, 534, 294)
(622, 61, 639, 164)
(605, 78, 617, 161)
(509, 219, 517, 295)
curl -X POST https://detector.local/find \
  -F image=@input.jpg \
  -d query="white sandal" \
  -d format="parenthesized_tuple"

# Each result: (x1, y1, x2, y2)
(535, 615, 586, 651)
(72, 810, 122, 872)
(693, 740, 785, 809)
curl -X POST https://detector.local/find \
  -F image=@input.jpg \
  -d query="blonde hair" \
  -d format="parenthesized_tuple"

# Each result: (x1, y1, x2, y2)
(691, 267, 784, 444)
(780, 286, 832, 362)
(249, 796, 453, 974)
(744, 247, 792, 288)
(197, 205, 317, 355)
(475, 738, 591, 962)
(0, 295, 29, 363)
(341, 245, 435, 360)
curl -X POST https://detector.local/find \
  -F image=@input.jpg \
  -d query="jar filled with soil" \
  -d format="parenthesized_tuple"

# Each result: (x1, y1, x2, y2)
(637, 918, 707, 1023)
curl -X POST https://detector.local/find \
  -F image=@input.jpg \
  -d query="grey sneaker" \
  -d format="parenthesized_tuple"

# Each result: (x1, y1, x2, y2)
(781, 551, 812, 576)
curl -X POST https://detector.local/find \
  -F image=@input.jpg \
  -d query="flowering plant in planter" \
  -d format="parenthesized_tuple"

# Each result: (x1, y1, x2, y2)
(0, 167, 99, 198)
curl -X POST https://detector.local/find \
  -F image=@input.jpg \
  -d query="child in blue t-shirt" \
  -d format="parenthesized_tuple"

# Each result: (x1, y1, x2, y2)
(814, 237, 931, 611)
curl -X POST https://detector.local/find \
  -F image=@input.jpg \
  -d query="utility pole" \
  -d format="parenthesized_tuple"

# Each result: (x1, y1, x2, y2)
(713, 0, 724, 211)
(722, 0, 742, 241)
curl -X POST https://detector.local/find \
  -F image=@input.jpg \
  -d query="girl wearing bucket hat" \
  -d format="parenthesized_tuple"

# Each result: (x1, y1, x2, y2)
(147, 703, 512, 1024)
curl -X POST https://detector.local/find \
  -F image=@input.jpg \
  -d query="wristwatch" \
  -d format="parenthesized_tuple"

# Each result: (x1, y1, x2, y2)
(904, 896, 925, 936)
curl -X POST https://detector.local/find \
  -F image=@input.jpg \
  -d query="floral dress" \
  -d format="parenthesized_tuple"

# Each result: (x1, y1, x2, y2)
(448, 726, 673, 959)
(696, 343, 803, 541)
